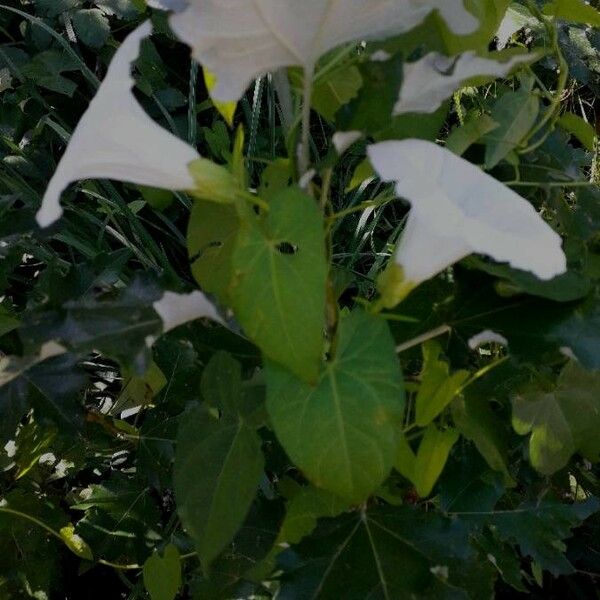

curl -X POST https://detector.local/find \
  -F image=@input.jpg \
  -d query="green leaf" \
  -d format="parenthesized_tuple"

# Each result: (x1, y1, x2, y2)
(438, 0, 513, 54)
(337, 54, 403, 136)
(139, 186, 174, 211)
(467, 253, 591, 302)
(446, 114, 499, 156)
(277, 487, 348, 547)
(96, 0, 142, 19)
(200, 351, 242, 415)
(21, 50, 80, 96)
(311, 64, 363, 121)
(484, 87, 539, 168)
(231, 187, 327, 382)
(0, 355, 87, 442)
(452, 394, 514, 484)
(414, 341, 469, 426)
(0, 304, 19, 337)
(258, 159, 293, 202)
(346, 158, 374, 191)
(188, 158, 242, 204)
(557, 112, 597, 151)
(72, 9, 111, 49)
(174, 407, 264, 568)
(467, 497, 600, 576)
(21, 275, 162, 373)
(413, 426, 459, 498)
(188, 201, 240, 305)
(258, 485, 349, 577)
(450, 285, 600, 371)
(143, 544, 182, 600)
(279, 505, 494, 599)
(394, 433, 417, 483)
(438, 446, 505, 513)
(266, 311, 404, 503)
(544, 0, 600, 27)
(34, 0, 79, 17)
(111, 361, 166, 416)
(512, 361, 600, 474)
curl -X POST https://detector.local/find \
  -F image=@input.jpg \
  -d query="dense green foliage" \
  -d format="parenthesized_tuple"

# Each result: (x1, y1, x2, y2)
(1, 0, 600, 598)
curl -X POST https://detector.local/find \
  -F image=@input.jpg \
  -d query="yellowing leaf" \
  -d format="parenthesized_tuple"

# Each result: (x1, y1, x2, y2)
(415, 341, 469, 426)
(394, 433, 417, 482)
(60, 525, 93, 560)
(413, 426, 459, 497)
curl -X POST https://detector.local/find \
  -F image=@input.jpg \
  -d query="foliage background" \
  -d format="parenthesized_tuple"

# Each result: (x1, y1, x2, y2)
(1, 0, 600, 598)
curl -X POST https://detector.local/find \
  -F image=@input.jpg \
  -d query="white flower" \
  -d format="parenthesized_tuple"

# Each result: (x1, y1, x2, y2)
(368, 139, 567, 305)
(468, 330, 509, 350)
(394, 50, 539, 116)
(147, 0, 188, 11)
(496, 6, 535, 50)
(153, 291, 224, 333)
(333, 130, 362, 154)
(170, 0, 479, 102)
(146, 290, 224, 348)
(37, 21, 199, 227)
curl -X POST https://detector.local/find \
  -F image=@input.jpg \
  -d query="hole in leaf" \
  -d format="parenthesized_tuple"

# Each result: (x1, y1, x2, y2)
(190, 241, 224, 263)
(276, 242, 298, 255)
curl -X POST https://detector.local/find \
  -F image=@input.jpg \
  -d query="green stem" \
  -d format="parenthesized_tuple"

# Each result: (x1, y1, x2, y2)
(506, 180, 598, 188)
(519, 2, 569, 154)
(299, 66, 314, 176)
(0, 507, 63, 543)
(327, 195, 395, 223)
(396, 325, 452, 354)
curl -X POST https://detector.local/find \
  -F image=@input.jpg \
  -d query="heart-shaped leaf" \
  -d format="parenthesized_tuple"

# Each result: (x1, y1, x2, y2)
(174, 407, 264, 568)
(143, 544, 181, 600)
(266, 311, 404, 503)
(231, 187, 327, 383)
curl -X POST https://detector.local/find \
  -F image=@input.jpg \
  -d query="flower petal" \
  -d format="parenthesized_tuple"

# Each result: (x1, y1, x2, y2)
(394, 50, 540, 115)
(468, 330, 508, 350)
(147, 0, 189, 11)
(170, 0, 479, 102)
(153, 291, 223, 334)
(37, 21, 200, 227)
(368, 139, 567, 289)
(333, 130, 362, 154)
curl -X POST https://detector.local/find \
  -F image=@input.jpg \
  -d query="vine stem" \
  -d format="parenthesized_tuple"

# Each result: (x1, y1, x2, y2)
(519, 1, 569, 154)
(506, 180, 597, 188)
(396, 325, 452, 354)
(0, 507, 63, 542)
(299, 66, 315, 176)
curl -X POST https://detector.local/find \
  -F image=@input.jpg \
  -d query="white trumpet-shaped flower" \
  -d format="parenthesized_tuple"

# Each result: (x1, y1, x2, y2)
(37, 21, 200, 227)
(170, 0, 479, 102)
(368, 140, 567, 305)
(394, 50, 540, 116)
